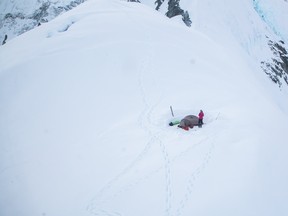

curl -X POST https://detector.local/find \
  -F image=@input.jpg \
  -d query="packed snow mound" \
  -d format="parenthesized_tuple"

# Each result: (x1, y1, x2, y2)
(1, 0, 288, 216)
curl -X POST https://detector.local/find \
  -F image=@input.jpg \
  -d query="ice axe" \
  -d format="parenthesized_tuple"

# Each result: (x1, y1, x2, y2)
(170, 105, 174, 117)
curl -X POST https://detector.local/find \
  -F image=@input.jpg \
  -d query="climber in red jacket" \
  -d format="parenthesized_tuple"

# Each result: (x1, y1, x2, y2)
(198, 110, 204, 127)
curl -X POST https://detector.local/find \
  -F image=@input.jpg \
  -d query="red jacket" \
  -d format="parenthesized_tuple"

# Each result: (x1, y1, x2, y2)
(198, 111, 204, 119)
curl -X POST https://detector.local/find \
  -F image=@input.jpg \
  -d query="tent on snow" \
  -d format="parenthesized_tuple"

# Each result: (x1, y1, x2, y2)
(178, 115, 199, 130)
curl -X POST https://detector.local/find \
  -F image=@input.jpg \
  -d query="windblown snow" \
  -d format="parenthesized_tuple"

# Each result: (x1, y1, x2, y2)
(0, 0, 288, 216)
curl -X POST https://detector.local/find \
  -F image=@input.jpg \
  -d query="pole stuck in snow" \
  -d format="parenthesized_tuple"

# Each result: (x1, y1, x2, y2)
(170, 106, 174, 117)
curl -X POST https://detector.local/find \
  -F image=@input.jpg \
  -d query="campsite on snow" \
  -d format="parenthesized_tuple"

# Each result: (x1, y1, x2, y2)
(1, 0, 288, 216)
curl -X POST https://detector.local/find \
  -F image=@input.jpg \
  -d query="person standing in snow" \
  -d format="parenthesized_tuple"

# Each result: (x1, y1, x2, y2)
(198, 110, 204, 127)
(2, 35, 7, 45)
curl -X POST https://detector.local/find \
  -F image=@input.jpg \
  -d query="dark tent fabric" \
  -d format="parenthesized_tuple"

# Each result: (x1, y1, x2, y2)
(179, 115, 199, 128)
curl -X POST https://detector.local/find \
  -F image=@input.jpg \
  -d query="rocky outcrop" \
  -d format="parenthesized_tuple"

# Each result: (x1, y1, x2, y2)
(155, 0, 192, 27)
(261, 39, 288, 88)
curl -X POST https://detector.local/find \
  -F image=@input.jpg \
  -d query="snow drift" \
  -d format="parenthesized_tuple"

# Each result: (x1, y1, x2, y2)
(0, 0, 288, 216)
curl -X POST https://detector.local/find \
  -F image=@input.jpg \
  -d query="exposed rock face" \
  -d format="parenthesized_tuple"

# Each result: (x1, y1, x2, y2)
(155, 0, 192, 27)
(261, 39, 288, 88)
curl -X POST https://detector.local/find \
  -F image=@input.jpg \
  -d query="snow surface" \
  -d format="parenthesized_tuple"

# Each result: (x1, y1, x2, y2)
(0, 0, 74, 14)
(179, 0, 288, 63)
(0, 0, 288, 216)
(0, 0, 86, 43)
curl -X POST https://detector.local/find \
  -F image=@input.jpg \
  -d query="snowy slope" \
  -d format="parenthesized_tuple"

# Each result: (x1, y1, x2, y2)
(0, 0, 86, 43)
(1, 0, 288, 216)
(182, 0, 288, 62)
(141, 0, 288, 88)
(192, 0, 288, 88)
